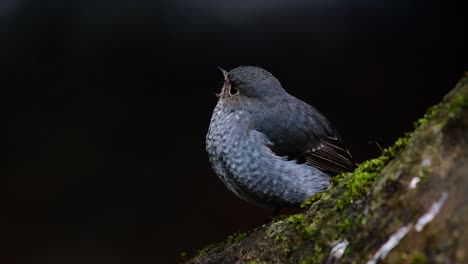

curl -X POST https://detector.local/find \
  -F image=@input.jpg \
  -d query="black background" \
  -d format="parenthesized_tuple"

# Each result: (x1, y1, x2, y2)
(2, 0, 467, 263)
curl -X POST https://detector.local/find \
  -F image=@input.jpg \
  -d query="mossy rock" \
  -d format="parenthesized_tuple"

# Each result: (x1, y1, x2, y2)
(185, 75, 468, 264)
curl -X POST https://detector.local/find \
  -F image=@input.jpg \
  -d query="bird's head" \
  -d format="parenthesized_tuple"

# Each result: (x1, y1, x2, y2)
(217, 66, 285, 99)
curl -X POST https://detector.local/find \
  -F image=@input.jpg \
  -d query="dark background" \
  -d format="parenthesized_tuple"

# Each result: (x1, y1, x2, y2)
(2, 0, 467, 263)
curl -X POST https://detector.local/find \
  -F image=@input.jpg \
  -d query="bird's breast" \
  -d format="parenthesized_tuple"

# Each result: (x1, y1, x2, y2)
(206, 102, 249, 156)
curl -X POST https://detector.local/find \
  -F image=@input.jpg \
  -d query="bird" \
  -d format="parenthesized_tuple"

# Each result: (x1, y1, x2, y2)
(206, 66, 357, 210)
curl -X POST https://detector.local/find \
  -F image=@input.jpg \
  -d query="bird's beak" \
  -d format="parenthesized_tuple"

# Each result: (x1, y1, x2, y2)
(217, 66, 229, 80)
(217, 66, 231, 98)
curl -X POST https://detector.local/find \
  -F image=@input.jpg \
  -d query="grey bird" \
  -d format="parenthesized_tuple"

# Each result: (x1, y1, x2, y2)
(206, 66, 357, 210)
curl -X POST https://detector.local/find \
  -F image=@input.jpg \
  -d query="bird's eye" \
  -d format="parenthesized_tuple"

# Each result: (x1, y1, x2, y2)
(230, 85, 239, 95)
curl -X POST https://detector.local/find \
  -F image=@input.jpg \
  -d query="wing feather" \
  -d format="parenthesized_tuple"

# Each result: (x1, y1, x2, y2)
(304, 137, 357, 174)
(254, 95, 358, 175)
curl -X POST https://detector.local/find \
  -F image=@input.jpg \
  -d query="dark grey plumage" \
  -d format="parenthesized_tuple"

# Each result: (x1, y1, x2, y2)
(206, 66, 356, 209)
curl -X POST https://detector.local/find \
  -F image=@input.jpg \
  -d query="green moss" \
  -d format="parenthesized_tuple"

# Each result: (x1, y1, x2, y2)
(336, 159, 383, 210)
(344, 246, 351, 256)
(274, 234, 286, 243)
(270, 214, 289, 224)
(226, 232, 247, 244)
(196, 243, 217, 257)
(398, 253, 409, 264)
(330, 172, 349, 186)
(180, 251, 188, 262)
(286, 214, 313, 239)
(414, 91, 467, 129)
(303, 226, 313, 239)
(448, 94, 468, 113)
(383, 133, 412, 160)
(285, 214, 304, 227)
(410, 253, 427, 264)
(300, 192, 323, 209)
(337, 218, 352, 233)
(414, 104, 439, 128)
(335, 132, 412, 210)
(300, 251, 326, 264)
(193, 231, 249, 258)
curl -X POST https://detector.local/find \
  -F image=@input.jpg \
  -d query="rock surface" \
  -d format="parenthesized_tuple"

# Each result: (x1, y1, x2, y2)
(186, 75, 468, 264)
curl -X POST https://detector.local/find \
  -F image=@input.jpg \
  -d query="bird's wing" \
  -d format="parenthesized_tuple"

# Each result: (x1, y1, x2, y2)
(258, 96, 357, 175)
(302, 136, 357, 174)
(268, 134, 356, 175)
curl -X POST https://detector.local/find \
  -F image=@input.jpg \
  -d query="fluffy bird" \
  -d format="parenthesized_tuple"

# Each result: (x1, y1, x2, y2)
(206, 66, 356, 210)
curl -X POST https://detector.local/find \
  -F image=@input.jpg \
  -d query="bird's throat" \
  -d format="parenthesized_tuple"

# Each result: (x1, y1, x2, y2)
(220, 81, 232, 99)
